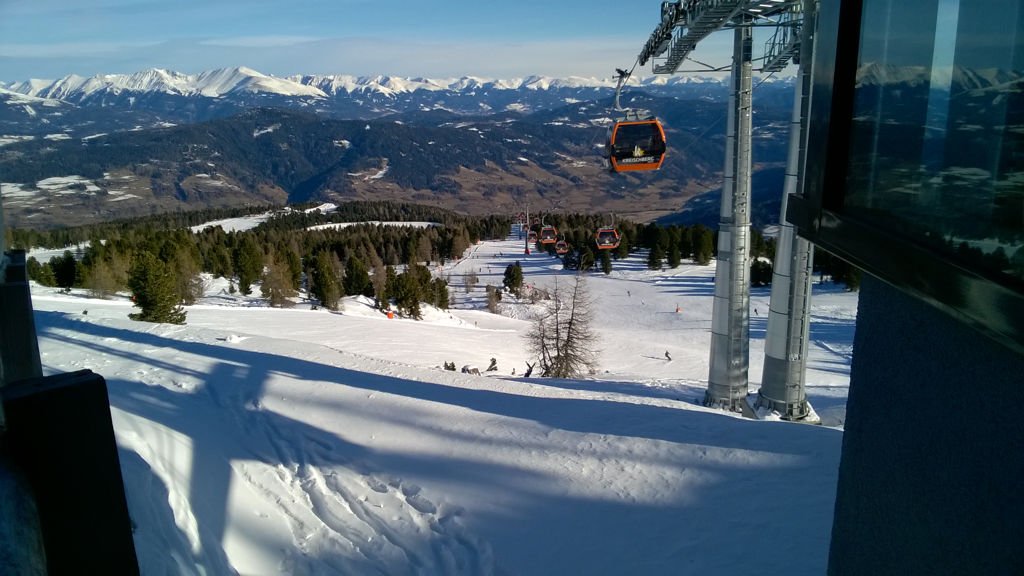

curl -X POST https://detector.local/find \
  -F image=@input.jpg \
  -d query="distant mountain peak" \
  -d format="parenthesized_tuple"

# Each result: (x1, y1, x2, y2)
(0, 65, 798, 144)
(5, 66, 326, 100)
(5, 66, 757, 102)
(855, 62, 1023, 90)
(0, 86, 64, 106)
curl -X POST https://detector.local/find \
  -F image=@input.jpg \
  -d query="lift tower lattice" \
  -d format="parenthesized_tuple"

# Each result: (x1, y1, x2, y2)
(755, 0, 817, 421)
(639, 0, 803, 413)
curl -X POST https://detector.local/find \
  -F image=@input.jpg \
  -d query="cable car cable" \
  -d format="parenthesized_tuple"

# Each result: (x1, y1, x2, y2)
(666, 68, 781, 161)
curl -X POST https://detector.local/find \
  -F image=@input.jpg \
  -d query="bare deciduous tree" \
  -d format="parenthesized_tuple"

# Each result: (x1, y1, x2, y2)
(485, 284, 500, 313)
(464, 268, 479, 294)
(527, 275, 597, 378)
(85, 256, 127, 299)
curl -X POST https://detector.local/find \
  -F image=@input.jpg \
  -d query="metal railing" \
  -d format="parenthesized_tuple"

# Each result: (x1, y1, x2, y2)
(761, 5, 802, 72)
(641, 0, 801, 75)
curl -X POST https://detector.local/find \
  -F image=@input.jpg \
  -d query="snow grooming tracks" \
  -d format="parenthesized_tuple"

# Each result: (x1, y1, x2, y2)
(232, 393, 493, 572)
(191, 343, 495, 574)
(239, 460, 494, 575)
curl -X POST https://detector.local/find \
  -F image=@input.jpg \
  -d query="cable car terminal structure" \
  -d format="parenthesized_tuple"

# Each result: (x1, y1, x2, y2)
(637, 0, 816, 420)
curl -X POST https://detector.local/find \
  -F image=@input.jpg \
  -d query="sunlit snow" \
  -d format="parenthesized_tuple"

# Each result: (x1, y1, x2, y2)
(106, 191, 141, 202)
(29, 224, 856, 575)
(306, 221, 437, 232)
(189, 212, 275, 233)
(0, 135, 35, 146)
(252, 124, 280, 137)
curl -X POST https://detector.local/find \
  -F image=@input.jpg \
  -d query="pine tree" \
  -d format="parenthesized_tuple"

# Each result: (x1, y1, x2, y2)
(343, 257, 371, 296)
(750, 228, 767, 258)
(391, 272, 422, 318)
(693, 225, 714, 265)
(407, 261, 432, 293)
(656, 228, 671, 257)
(51, 250, 80, 290)
(370, 259, 387, 305)
(261, 255, 297, 307)
(309, 250, 341, 310)
(164, 240, 203, 304)
(281, 243, 303, 288)
(679, 226, 694, 261)
(502, 261, 524, 297)
(578, 247, 595, 271)
(750, 259, 773, 286)
(210, 245, 234, 278)
(600, 250, 613, 275)
(615, 237, 630, 260)
(647, 244, 664, 270)
(450, 230, 471, 260)
(233, 236, 263, 296)
(128, 252, 186, 324)
(668, 242, 681, 269)
(382, 265, 398, 304)
(415, 234, 433, 263)
(430, 277, 449, 309)
(562, 250, 580, 271)
(26, 256, 56, 287)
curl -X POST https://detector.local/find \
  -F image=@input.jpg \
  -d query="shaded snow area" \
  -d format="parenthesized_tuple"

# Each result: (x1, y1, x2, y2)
(32, 232, 856, 575)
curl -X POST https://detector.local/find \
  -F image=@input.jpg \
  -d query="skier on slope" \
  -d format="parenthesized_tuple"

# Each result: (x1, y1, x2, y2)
(665, 351, 672, 362)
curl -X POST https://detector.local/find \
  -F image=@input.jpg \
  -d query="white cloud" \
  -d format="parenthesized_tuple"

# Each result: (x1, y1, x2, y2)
(199, 35, 325, 48)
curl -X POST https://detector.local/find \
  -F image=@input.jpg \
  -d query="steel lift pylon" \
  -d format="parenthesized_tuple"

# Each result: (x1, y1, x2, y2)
(753, 0, 817, 421)
(639, 0, 812, 415)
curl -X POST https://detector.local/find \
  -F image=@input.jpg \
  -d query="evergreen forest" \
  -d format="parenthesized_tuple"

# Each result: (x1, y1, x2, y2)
(9, 200, 859, 325)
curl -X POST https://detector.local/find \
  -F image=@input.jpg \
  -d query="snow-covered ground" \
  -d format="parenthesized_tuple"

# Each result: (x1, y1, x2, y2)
(30, 231, 857, 575)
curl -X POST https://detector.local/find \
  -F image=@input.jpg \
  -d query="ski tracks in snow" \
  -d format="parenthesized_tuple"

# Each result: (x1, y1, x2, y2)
(813, 338, 853, 362)
(236, 460, 493, 575)
(206, 374, 494, 575)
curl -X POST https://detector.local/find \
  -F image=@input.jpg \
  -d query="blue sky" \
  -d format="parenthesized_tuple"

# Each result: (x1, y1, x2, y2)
(0, 0, 736, 81)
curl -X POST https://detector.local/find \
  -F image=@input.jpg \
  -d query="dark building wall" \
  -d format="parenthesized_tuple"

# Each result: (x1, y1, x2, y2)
(828, 275, 1024, 575)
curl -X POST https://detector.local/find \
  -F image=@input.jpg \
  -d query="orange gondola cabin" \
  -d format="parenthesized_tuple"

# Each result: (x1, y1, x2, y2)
(539, 225, 558, 244)
(594, 227, 621, 250)
(608, 118, 667, 172)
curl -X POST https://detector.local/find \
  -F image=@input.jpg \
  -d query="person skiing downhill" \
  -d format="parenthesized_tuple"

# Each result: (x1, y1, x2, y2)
(665, 351, 672, 361)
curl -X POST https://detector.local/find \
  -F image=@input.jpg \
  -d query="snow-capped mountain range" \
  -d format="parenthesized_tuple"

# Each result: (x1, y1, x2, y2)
(3, 63, 1017, 139)
(3, 65, 739, 101)
(1, 65, 785, 138)
(854, 62, 1023, 89)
